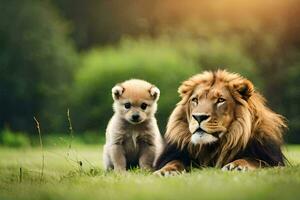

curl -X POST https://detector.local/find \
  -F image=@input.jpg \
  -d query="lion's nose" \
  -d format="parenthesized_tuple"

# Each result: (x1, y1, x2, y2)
(192, 114, 210, 124)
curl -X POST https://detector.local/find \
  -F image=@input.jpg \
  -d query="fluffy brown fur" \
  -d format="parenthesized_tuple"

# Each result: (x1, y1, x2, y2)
(155, 70, 286, 175)
(103, 79, 163, 171)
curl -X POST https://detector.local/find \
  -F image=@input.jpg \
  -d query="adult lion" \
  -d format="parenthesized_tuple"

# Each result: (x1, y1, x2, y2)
(155, 70, 287, 175)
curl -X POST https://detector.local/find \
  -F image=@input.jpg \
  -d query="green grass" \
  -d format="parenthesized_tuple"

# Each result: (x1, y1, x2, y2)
(0, 145, 300, 200)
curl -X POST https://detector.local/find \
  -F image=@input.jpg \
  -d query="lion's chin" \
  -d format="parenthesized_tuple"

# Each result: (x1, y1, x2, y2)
(191, 130, 218, 145)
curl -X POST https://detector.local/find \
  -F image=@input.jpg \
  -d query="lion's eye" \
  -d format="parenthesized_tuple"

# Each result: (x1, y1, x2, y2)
(141, 103, 148, 110)
(217, 98, 226, 103)
(191, 97, 198, 104)
(124, 103, 131, 109)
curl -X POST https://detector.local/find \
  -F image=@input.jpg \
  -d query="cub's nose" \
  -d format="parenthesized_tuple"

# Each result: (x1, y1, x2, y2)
(131, 114, 140, 122)
(192, 114, 210, 124)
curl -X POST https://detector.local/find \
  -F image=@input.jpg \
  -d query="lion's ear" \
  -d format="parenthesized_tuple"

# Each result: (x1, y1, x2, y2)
(149, 86, 160, 101)
(233, 79, 254, 100)
(112, 84, 124, 100)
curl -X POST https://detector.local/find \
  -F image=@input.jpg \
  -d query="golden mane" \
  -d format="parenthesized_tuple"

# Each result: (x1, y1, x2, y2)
(164, 70, 286, 167)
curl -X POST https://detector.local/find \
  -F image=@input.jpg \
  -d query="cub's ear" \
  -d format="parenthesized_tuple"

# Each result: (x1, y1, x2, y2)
(232, 79, 254, 100)
(112, 84, 124, 100)
(149, 86, 160, 100)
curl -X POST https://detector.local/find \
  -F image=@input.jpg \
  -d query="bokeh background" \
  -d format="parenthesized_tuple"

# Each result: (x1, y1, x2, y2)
(0, 0, 299, 147)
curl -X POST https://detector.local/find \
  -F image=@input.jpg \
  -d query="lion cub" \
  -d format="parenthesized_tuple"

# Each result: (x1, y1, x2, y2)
(103, 79, 162, 171)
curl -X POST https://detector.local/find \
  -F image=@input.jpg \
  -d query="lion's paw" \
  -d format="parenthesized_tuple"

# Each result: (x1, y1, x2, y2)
(222, 159, 256, 172)
(153, 169, 185, 177)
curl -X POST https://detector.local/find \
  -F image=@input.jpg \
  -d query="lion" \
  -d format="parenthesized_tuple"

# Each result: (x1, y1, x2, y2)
(154, 70, 287, 175)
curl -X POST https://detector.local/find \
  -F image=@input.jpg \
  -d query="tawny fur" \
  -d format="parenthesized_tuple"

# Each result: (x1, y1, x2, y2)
(103, 79, 163, 171)
(156, 70, 286, 174)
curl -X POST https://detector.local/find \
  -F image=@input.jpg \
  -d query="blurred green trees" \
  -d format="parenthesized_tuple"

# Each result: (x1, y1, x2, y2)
(71, 37, 260, 132)
(0, 0, 299, 143)
(72, 38, 199, 131)
(0, 0, 77, 133)
(0, 128, 30, 148)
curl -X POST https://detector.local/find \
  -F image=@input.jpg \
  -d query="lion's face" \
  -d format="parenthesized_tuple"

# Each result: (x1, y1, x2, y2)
(177, 71, 255, 145)
(187, 83, 236, 144)
(163, 70, 286, 167)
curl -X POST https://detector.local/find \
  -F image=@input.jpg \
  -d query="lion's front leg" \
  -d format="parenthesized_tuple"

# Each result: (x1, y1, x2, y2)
(222, 158, 261, 171)
(154, 160, 186, 176)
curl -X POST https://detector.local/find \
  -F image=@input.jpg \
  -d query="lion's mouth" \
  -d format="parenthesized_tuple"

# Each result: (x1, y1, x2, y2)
(191, 128, 222, 144)
(194, 128, 222, 137)
(193, 128, 205, 136)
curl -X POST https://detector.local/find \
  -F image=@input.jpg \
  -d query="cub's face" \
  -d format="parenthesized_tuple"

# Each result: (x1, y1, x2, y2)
(112, 80, 160, 124)
(187, 83, 236, 144)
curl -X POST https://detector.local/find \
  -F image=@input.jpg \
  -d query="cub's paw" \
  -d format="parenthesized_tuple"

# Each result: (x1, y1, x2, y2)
(222, 159, 257, 172)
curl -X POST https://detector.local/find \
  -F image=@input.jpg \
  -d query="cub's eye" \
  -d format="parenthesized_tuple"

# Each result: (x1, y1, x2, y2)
(217, 98, 226, 103)
(124, 103, 131, 109)
(141, 103, 148, 110)
(191, 97, 198, 104)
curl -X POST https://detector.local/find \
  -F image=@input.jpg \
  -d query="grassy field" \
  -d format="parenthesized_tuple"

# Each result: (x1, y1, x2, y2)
(0, 145, 300, 200)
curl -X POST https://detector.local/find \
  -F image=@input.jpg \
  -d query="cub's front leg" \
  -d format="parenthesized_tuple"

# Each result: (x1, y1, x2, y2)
(139, 143, 155, 170)
(103, 144, 113, 171)
(110, 144, 127, 171)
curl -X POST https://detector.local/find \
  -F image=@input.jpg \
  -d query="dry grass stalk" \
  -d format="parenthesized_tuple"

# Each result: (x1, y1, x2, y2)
(33, 116, 44, 182)
(66, 109, 96, 170)
(67, 108, 74, 150)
